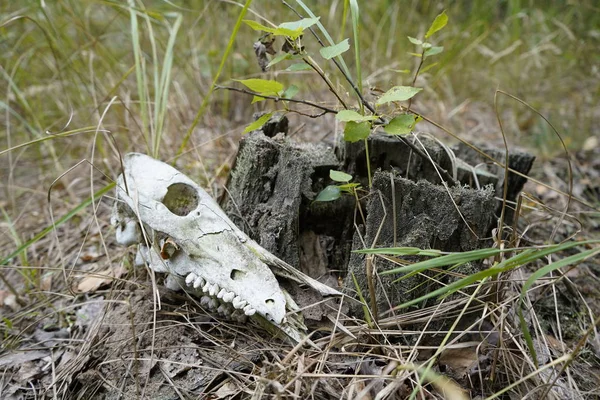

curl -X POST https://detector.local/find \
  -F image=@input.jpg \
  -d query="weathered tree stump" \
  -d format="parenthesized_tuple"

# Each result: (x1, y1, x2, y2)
(222, 124, 355, 320)
(343, 171, 496, 314)
(223, 117, 535, 318)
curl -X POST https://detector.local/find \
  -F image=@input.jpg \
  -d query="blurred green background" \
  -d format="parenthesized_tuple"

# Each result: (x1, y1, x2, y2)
(1, 0, 599, 173)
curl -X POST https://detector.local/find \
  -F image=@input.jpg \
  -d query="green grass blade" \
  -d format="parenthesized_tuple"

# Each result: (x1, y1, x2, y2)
(379, 247, 505, 276)
(1, 183, 115, 266)
(0, 127, 102, 156)
(295, 0, 351, 77)
(128, 1, 149, 150)
(339, 0, 349, 42)
(518, 246, 600, 367)
(351, 271, 373, 327)
(355, 247, 442, 256)
(177, 0, 253, 159)
(349, 0, 362, 103)
(155, 13, 182, 157)
(393, 241, 600, 310)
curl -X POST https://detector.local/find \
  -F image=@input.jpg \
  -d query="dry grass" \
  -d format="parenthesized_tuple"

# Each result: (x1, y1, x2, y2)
(1, 1, 599, 399)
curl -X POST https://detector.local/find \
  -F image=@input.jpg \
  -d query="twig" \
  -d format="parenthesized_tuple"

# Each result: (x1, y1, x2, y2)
(286, 108, 329, 118)
(407, 49, 426, 110)
(282, 1, 378, 116)
(216, 85, 337, 114)
(393, 133, 457, 186)
(302, 56, 348, 109)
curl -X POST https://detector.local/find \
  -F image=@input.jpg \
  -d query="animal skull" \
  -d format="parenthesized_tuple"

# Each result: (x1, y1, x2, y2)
(111, 153, 340, 341)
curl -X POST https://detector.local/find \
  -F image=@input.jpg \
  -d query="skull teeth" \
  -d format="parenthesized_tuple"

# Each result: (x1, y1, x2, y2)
(232, 296, 247, 310)
(193, 276, 205, 289)
(222, 291, 235, 303)
(184, 276, 250, 317)
(243, 304, 256, 316)
(185, 273, 197, 286)
(208, 283, 219, 297)
(185, 273, 206, 290)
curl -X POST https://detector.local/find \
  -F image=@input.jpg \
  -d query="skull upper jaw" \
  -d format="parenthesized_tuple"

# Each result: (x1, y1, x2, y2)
(112, 153, 289, 326)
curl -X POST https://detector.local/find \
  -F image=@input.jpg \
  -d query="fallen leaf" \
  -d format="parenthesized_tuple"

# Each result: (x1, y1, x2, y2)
(583, 136, 598, 152)
(75, 264, 126, 293)
(40, 274, 53, 291)
(438, 343, 480, 380)
(0, 290, 18, 310)
(80, 245, 101, 262)
(0, 350, 50, 368)
(214, 380, 240, 399)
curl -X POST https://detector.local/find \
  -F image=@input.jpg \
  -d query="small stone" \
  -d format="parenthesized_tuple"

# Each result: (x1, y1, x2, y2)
(217, 304, 231, 316)
(200, 296, 211, 307)
(134, 250, 146, 267)
(208, 298, 219, 310)
(231, 310, 247, 323)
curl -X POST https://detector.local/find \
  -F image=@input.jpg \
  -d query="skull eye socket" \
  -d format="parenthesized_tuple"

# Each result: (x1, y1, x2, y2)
(161, 183, 199, 216)
(230, 269, 246, 281)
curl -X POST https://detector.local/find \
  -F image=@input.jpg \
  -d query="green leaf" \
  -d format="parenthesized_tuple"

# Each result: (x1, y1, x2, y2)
(315, 185, 341, 202)
(425, 10, 448, 39)
(424, 46, 444, 57)
(390, 69, 411, 74)
(384, 114, 416, 135)
(243, 113, 272, 134)
(375, 86, 422, 106)
(420, 62, 439, 74)
(283, 84, 299, 99)
(422, 42, 432, 49)
(234, 78, 284, 94)
(279, 17, 320, 31)
(407, 36, 422, 45)
(251, 95, 265, 104)
(243, 20, 274, 33)
(330, 170, 352, 182)
(344, 121, 371, 142)
(408, 52, 422, 58)
(267, 53, 291, 68)
(320, 38, 350, 59)
(336, 110, 378, 122)
(272, 26, 303, 39)
(243, 19, 311, 39)
(338, 182, 361, 192)
(285, 63, 312, 72)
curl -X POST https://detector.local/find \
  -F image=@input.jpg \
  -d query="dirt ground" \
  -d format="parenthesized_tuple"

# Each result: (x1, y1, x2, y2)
(1, 115, 599, 399)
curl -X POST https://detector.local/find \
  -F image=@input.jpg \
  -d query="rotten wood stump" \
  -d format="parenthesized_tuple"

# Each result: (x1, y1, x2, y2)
(222, 118, 534, 318)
